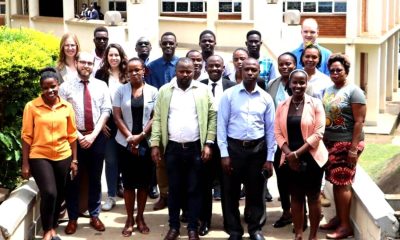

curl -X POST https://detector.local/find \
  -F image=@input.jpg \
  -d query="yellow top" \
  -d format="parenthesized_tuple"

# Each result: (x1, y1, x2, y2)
(22, 96, 78, 160)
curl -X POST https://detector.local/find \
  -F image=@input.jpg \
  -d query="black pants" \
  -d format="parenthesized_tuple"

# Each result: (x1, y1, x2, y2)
(221, 138, 266, 237)
(273, 148, 291, 211)
(199, 142, 222, 225)
(29, 156, 72, 231)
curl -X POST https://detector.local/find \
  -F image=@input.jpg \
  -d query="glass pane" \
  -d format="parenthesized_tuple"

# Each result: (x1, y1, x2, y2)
(287, 1, 301, 11)
(283, 2, 286, 12)
(234, 2, 241, 12)
(190, 2, 203, 12)
(0, 5, 4, 14)
(116, 2, 126, 11)
(318, 1, 333, 12)
(109, 2, 115, 11)
(219, 2, 232, 12)
(176, 2, 189, 12)
(334, 2, 347, 12)
(162, 2, 175, 12)
(303, 2, 316, 12)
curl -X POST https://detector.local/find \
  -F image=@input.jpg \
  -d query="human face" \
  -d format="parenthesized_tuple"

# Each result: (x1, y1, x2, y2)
(242, 59, 260, 82)
(160, 35, 177, 58)
(302, 48, 320, 70)
(329, 61, 347, 86)
(199, 33, 216, 55)
(232, 50, 248, 72)
(76, 53, 94, 80)
(278, 54, 296, 78)
(246, 34, 262, 57)
(187, 51, 203, 73)
(63, 37, 77, 58)
(93, 31, 109, 52)
(107, 47, 121, 69)
(175, 61, 194, 90)
(301, 22, 318, 45)
(135, 38, 152, 59)
(206, 56, 224, 81)
(41, 77, 59, 104)
(127, 60, 144, 85)
(289, 72, 308, 98)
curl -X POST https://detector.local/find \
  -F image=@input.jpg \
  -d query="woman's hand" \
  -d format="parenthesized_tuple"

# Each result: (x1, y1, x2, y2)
(21, 162, 30, 180)
(347, 150, 358, 166)
(70, 161, 78, 179)
(286, 152, 300, 171)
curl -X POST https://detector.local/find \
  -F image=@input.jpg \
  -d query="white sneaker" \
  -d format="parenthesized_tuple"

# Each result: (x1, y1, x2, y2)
(102, 197, 116, 211)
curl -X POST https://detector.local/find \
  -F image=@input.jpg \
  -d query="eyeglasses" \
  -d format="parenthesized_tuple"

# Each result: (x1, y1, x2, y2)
(78, 60, 94, 67)
(329, 68, 344, 74)
(95, 37, 109, 42)
(64, 44, 76, 48)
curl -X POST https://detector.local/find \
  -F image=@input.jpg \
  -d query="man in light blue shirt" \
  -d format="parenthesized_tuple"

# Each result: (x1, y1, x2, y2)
(146, 32, 179, 89)
(292, 18, 332, 76)
(217, 58, 276, 240)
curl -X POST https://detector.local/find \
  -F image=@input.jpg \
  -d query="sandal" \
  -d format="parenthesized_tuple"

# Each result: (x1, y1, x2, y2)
(326, 227, 354, 239)
(122, 220, 134, 237)
(136, 217, 150, 234)
(320, 216, 340, 230)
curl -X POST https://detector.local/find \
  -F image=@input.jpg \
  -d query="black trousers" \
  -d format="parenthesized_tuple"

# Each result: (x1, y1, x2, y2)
(273, 148, 291, 211)
(221, 138, 266, 237)
(29, 156, 72, 231)
(199, 142, 222, 225)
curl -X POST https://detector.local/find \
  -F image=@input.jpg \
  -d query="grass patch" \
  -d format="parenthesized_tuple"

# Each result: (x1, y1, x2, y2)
(359, 143, 400, 181)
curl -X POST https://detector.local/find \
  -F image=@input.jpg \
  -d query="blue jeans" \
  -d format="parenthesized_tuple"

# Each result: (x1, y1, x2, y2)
(104, 137, 120, 197)
(165, 140, 203, 231)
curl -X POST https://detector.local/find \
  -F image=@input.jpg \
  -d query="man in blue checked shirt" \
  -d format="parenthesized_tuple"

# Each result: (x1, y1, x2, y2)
(217, 58, 276, 240)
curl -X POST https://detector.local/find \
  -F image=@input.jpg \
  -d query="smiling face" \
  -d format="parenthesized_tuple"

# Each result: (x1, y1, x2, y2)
(289, 71, 308, 98)
(76, 52, 94, 80)
(187, 51, 203, 73)
(302, 47, 320, 71)
(278, 54, 296, 79)
(301, 19, 319, 45)
(63, 36, 78, 58)
(199, 33, 216, 55)
(206, 56, 224, 81)
(232, 49, 248, 72)
(107, 47, 121, 69)
(160, 34, 177, 58)
(41, 77, 59, 104)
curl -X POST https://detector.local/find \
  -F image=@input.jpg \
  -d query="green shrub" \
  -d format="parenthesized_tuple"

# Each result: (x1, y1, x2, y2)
(0, 27, 59, 189)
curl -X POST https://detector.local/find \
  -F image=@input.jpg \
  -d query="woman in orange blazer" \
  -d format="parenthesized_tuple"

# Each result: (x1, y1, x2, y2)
(274, 69, 328, 240)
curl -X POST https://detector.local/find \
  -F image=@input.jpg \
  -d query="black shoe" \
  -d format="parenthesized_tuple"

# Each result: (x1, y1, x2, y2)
(228, 234, 243, 240)
(273, 216, 293, 228)
(265, 188, 273, 202)
(213, 185, 221, 200)
(199, 222, 210, 236)
(249, 232, 265, 240)
(117, 185, 124, 198)
(149, 185, 159, 199)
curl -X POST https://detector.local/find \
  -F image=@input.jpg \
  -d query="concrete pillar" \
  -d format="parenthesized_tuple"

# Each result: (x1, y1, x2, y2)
(386, 36, 394, 100)
(345, 44, 357, 84)
(345, 0, 359, 38)
(379, 42, 387, 113)
(365, 46, 381, 126)
(28, 0, 39, 28)
(63, 0, 75, 32)
(367, 0, 383, 36)
(127, 0, 159, 57)
(206, 0, 218, 32)
(394, 33, 399, 92)
(241, 0, 251, 21)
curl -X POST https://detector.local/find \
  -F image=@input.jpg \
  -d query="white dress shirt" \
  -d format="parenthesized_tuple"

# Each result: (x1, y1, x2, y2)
(207, 78, 224, 110)
(168, 81, 200, 143)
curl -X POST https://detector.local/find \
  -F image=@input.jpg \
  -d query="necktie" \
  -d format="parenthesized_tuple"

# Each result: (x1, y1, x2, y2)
(211, 82, 217, 97)
(82, 81, 94, 131)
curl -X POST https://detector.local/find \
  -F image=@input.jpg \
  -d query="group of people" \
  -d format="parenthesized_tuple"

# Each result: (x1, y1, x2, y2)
(76, 2, 103, 20)
(21, 18, 366, 240)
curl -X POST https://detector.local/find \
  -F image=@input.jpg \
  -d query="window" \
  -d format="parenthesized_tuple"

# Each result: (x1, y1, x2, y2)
(109, 1, 127, 11)
(161, 1, 207, 14)
(39, 0, 63, 17)
(162, 1, 175, 12)
(176, 2, 189, 12)
(283, 0, 346, 14)
(16, 0, 29, 15)
(219, 1, 242, 13)
(190, 1, 204, 12)
(0, 0, 5, 14)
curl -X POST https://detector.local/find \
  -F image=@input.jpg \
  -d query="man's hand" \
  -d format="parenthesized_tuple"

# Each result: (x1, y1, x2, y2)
(70, 161, 78, 179)
(262, 161, 273, 178)
(221, 157, 233, 175)
(102, 124, 111, 138)
(151, 147, 161, 166)
(79, 132, 96, 149)
(201, 144, 212, 162)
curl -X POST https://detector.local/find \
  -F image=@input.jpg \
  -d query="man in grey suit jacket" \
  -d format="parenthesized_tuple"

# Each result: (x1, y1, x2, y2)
(199, 55, 236, 236)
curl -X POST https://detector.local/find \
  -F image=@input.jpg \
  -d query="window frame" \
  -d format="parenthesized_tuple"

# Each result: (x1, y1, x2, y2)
(161, 0, 207, 14)
(218, 0, 242, 14)
(283, 0, 346, 14)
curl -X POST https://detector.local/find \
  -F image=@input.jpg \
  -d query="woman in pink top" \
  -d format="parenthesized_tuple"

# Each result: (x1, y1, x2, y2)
(274, 69, 328, 240)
